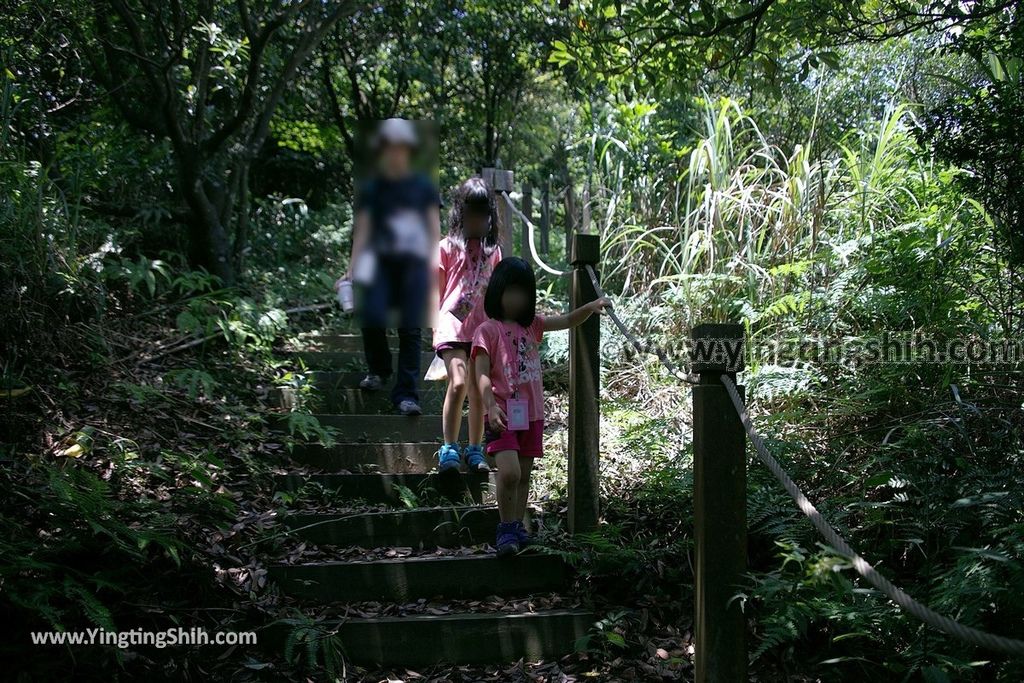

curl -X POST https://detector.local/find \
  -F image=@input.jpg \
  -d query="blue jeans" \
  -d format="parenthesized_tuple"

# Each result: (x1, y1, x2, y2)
(358, 254, 428, 406)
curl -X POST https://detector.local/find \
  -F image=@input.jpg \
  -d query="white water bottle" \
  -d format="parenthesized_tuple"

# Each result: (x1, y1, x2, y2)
(336, 279, 355, 313)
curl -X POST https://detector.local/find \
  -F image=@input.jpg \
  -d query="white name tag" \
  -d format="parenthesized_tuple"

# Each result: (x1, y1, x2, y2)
(507, 398, 529, 431)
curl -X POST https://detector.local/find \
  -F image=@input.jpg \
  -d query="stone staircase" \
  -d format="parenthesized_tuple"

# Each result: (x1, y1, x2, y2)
(267, 330, 594, 668)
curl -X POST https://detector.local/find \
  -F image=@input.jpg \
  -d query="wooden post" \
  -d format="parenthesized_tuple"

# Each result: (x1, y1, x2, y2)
(690, 323, 747, 683)
(482, 167, 514, 259)
(541, 177, 551, 255)
(568, 233, 601, 534)
(521, 181, 533, 264)
(564, 181, 576, 258)
(581, 183, 591, 234)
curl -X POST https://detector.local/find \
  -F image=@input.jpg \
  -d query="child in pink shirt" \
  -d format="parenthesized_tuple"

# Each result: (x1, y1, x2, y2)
(472, 257, 610, 556)
(434, 177, 503, 474)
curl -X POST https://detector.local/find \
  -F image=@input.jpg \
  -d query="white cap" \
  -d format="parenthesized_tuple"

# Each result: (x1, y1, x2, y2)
(374, 118, 418, 148)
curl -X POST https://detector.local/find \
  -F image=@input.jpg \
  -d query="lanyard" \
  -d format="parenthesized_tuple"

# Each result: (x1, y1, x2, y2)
(464, 242, 487, 289)
(498, 320, 522, 399)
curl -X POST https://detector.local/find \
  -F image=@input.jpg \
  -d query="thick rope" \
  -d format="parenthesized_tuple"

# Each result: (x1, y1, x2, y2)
(500, 190, 694, 382)
(501, 182, 1022, 653)
(719, 373, 1024, 656)
(500, 183, 1022, 653)
(498, 190, 572, 276)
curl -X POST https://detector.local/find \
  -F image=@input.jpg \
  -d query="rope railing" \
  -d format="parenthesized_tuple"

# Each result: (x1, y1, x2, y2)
(498, 190, 571, 277)
(583, 264, 697, 385)
(500, 179, 1024, 656)
(718, 373, 1024, 656)
(499, 193, 697, 383)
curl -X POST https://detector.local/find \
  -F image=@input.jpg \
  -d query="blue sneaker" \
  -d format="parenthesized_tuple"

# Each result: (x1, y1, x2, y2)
(463, 444, 489, 472)
(514, 519, 535, 547)
(496, 522, 520, 557)
(437, 443, 461, 473)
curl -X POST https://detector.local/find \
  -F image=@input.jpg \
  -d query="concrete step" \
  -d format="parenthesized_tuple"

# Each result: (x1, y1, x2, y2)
(328, 387, 444, 414)
(286, 442, 439, 473)
(291, 332, 433, 353)
(269, 553, 572, 602)
(283, 506, 505, 547)
(292, 350, 438, 371)
(270, 385, 447, 414)
(309, 369, 442, 386)
(274, 471, 493, 506)
(305, 369, 446, 392)
(268, 609, 593, 667)
(271, 414, 462, 442)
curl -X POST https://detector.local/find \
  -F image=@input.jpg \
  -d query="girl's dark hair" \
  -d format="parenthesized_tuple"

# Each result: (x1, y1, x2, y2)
(483, 257, 536, 327)
(446, 176, 501, 256)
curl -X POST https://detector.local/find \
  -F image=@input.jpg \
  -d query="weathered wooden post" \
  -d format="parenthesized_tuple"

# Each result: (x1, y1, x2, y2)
(581, 183, 591, 234)
(482, 167, 514, 258)
(564, 181, 576, 258)
(541, 177, 551, 254)
(690, 323, 747, 683)
(521, 181, 533, 264)
(568, 233, 601, 534)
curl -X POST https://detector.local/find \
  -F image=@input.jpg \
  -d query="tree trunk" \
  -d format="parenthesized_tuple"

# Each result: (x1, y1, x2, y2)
(233, 165, 252, 276)
(182, 169, 237, 286)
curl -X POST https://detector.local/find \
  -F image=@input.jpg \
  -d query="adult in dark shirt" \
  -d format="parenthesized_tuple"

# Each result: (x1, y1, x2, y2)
(338, 119, 441, 415)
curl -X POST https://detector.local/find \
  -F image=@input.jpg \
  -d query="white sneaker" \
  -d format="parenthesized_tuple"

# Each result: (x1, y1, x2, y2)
(359, 374, 383, 390)
(398, 399, 422, 416)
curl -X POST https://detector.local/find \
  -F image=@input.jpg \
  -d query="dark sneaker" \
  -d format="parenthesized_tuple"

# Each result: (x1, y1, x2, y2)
(437, 443, 461, 473)
(514, 519, 535, 547)
(359, 374, 383, 390)
(397, 399, 422, 416)
(495, 522, 520, 558)
(463, 444, 489, 472)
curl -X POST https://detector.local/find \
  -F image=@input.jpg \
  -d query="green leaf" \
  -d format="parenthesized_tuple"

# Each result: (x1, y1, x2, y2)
(176, 311, 201, 333)
(864, 472, 894, 487)
(605, 631, 626, 647)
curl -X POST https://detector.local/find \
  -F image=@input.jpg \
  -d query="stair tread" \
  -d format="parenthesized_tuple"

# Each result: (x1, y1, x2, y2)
(285, 504, 495, 520)
(270, 413, 463, 441)
(270, 553, 571, 601)
(282, 442, 441, 473)
(264, 607, 593, 666)
(274, 552, 559, 568)
(275, 471, 494, 505)
(292, 350, 438, 370)
(325, 607, 591, 623)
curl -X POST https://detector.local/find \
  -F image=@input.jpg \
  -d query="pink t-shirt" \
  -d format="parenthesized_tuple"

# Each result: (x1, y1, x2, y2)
(471, 315, 546, 421)
(433, 237, 503, 347)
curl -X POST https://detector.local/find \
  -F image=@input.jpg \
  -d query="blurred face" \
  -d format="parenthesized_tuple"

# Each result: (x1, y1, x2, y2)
(463, 204, 488, 237)
(378, 142, 412, 177)
(501, 285, 529, 320)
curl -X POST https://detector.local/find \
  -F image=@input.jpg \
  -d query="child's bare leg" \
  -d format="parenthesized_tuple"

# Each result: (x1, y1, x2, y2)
(494, 450, 521, 523)
(441, 350, 468, 444)
(466, 365, 485, 446)
(515, 455, 534, 522)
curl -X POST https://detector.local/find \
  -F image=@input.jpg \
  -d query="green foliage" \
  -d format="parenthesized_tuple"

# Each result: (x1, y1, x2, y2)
(0, 463, 191, 631)
(574, 609, 632, 653)
(285, 413, 336, 448)
(280, 614, 347, 678)
(3, 0, 1024, 679)
(924, 22, 1024, 269)
(165, 369, 218, 401)
(393, 483, 420, 509)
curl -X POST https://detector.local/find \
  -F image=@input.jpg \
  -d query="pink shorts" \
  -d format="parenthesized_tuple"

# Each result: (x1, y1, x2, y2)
(484, 418, 544, 457)
(435, 341, 472, 358)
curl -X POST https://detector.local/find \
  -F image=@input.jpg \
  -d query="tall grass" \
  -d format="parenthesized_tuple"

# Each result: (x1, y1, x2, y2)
(590, 97, 931, 330)
(582, 93, 1024, 680)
